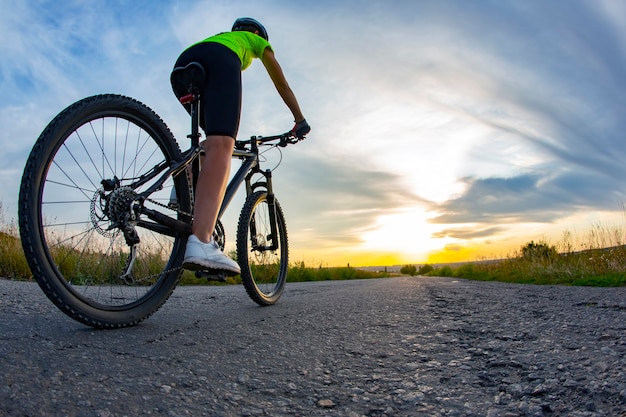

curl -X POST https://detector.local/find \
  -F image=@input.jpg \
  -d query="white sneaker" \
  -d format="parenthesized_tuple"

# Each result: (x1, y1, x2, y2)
(182, 235, 241, 275)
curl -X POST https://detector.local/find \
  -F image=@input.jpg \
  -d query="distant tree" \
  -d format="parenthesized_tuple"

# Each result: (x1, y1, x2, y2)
(438, 265, 454, 277)
(400, 264, 417, 276)
(520, 240, 558, 260)
(418, 264, 434, 275)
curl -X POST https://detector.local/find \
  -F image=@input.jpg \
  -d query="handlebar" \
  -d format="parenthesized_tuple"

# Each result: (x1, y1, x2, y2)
(235, 131, 306, 150)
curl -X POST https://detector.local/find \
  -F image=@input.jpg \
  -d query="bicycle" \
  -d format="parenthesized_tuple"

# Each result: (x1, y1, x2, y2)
(18, 61, 306, 329)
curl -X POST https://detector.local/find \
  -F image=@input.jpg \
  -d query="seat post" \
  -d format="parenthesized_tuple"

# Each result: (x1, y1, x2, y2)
(188, 96, 202, 190)
(188, 97, 201, 147)
(171, 61, 207, 194)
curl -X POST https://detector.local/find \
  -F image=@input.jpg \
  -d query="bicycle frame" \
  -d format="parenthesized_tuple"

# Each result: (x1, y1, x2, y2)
(132, 95, 283, 249)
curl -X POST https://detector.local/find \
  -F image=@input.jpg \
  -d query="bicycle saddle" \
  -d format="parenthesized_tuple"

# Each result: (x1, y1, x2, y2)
(170, 61, 206, 97)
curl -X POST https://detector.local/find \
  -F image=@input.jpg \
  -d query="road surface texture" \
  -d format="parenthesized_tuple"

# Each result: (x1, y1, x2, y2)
(1, 276, 625, 417)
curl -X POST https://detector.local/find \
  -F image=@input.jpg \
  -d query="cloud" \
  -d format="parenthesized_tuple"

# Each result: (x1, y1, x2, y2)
(430, 169, 625, 226)
(279, 152, 426, 246)
(388, 1, 626, 239)
(432, 226, 505, 240)
(0, 1, 182, 209)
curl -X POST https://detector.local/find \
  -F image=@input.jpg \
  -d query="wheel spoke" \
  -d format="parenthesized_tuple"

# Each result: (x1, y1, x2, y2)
(19, 94, 191, 328)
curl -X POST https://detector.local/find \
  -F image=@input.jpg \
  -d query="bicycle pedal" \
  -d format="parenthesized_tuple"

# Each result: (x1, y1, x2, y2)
(195, 270, 228, 282)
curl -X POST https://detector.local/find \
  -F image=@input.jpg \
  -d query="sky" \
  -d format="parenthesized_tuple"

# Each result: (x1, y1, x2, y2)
(1, 0, 625, 267)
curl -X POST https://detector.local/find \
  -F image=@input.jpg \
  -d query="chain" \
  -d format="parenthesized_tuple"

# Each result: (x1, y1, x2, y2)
(146, 165, 195, 219)
(146, 195, 194, 218)
(133, 265, 185, 285)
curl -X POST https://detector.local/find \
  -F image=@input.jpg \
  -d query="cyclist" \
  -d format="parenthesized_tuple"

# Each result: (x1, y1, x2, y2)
(172, 17, 310, 275)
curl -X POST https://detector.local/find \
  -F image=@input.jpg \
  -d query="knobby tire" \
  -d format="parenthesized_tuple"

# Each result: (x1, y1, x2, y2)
(236, 191, 288, 306)
(19, 94, 190, 328)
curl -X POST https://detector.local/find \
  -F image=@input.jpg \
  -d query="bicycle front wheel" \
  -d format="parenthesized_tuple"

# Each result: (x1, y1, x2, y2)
(19, 94, 191, 328)
(236, 191, 288, 305)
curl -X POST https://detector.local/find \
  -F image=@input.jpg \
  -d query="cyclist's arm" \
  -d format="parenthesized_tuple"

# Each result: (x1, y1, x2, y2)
(261, 48, 305, 123)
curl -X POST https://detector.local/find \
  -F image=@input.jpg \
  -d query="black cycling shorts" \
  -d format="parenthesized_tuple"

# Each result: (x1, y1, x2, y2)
(172, 41, 242, 138)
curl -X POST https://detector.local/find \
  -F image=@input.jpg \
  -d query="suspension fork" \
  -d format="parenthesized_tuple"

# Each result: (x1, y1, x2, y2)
(264, 170, 280, 251)
(246, 168, 280, 251)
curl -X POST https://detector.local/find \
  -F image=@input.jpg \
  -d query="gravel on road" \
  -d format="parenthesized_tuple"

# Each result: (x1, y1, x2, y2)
(1, 277, 625, 416)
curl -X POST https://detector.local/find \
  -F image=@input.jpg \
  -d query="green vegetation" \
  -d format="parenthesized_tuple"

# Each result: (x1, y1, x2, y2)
(287, 261, 390, 282)
(2, 202, 624, 287)
(400, 265, 417, 276)
(418, 238, 626, 287)
(0, 229, 31, 279)
(0, 203, 389, 284)
(177, 261, 392, 286)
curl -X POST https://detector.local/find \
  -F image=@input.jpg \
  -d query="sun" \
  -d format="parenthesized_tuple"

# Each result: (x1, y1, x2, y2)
(359, 208, 443, 265)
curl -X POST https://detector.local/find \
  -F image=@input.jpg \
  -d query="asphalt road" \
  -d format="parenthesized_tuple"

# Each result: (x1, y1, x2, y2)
(1, 277, 625, 416)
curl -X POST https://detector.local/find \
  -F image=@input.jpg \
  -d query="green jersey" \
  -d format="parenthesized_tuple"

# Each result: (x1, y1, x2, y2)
(196, 31, 273, 70)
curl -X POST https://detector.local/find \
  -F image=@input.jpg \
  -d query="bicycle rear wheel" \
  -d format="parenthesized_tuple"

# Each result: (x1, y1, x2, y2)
(19, 94, 191, 328)
(236, 191, 288, 305)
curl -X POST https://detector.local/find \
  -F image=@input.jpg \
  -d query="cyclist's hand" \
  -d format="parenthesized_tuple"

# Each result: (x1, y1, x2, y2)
(291, 119, 310, 139)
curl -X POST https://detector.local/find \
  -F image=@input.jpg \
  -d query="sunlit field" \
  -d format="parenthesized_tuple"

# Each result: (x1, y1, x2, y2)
(0, 202, 388, 285)
(2, 202, 624, 286)
(408, 224, 626, 287)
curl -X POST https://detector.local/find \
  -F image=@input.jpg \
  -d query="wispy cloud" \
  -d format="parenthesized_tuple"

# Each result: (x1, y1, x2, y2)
(280, 152, 426, 244)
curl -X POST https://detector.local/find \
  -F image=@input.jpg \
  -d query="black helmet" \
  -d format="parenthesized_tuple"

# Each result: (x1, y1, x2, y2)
(232, 17, 269, 41)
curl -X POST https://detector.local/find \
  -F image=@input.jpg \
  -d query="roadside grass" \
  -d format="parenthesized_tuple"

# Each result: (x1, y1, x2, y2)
(427, 250, 626, 287)
(177, 260, 391, 285)
(0, 205, 30, 279)
(0, 204, 389, 284)
(423, 226, 626, 287)
(286, 261, 391, 282)
(2, 202, 624, 287)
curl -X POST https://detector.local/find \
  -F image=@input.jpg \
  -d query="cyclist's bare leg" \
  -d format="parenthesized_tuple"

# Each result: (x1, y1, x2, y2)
(192, 135, 235, 243)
